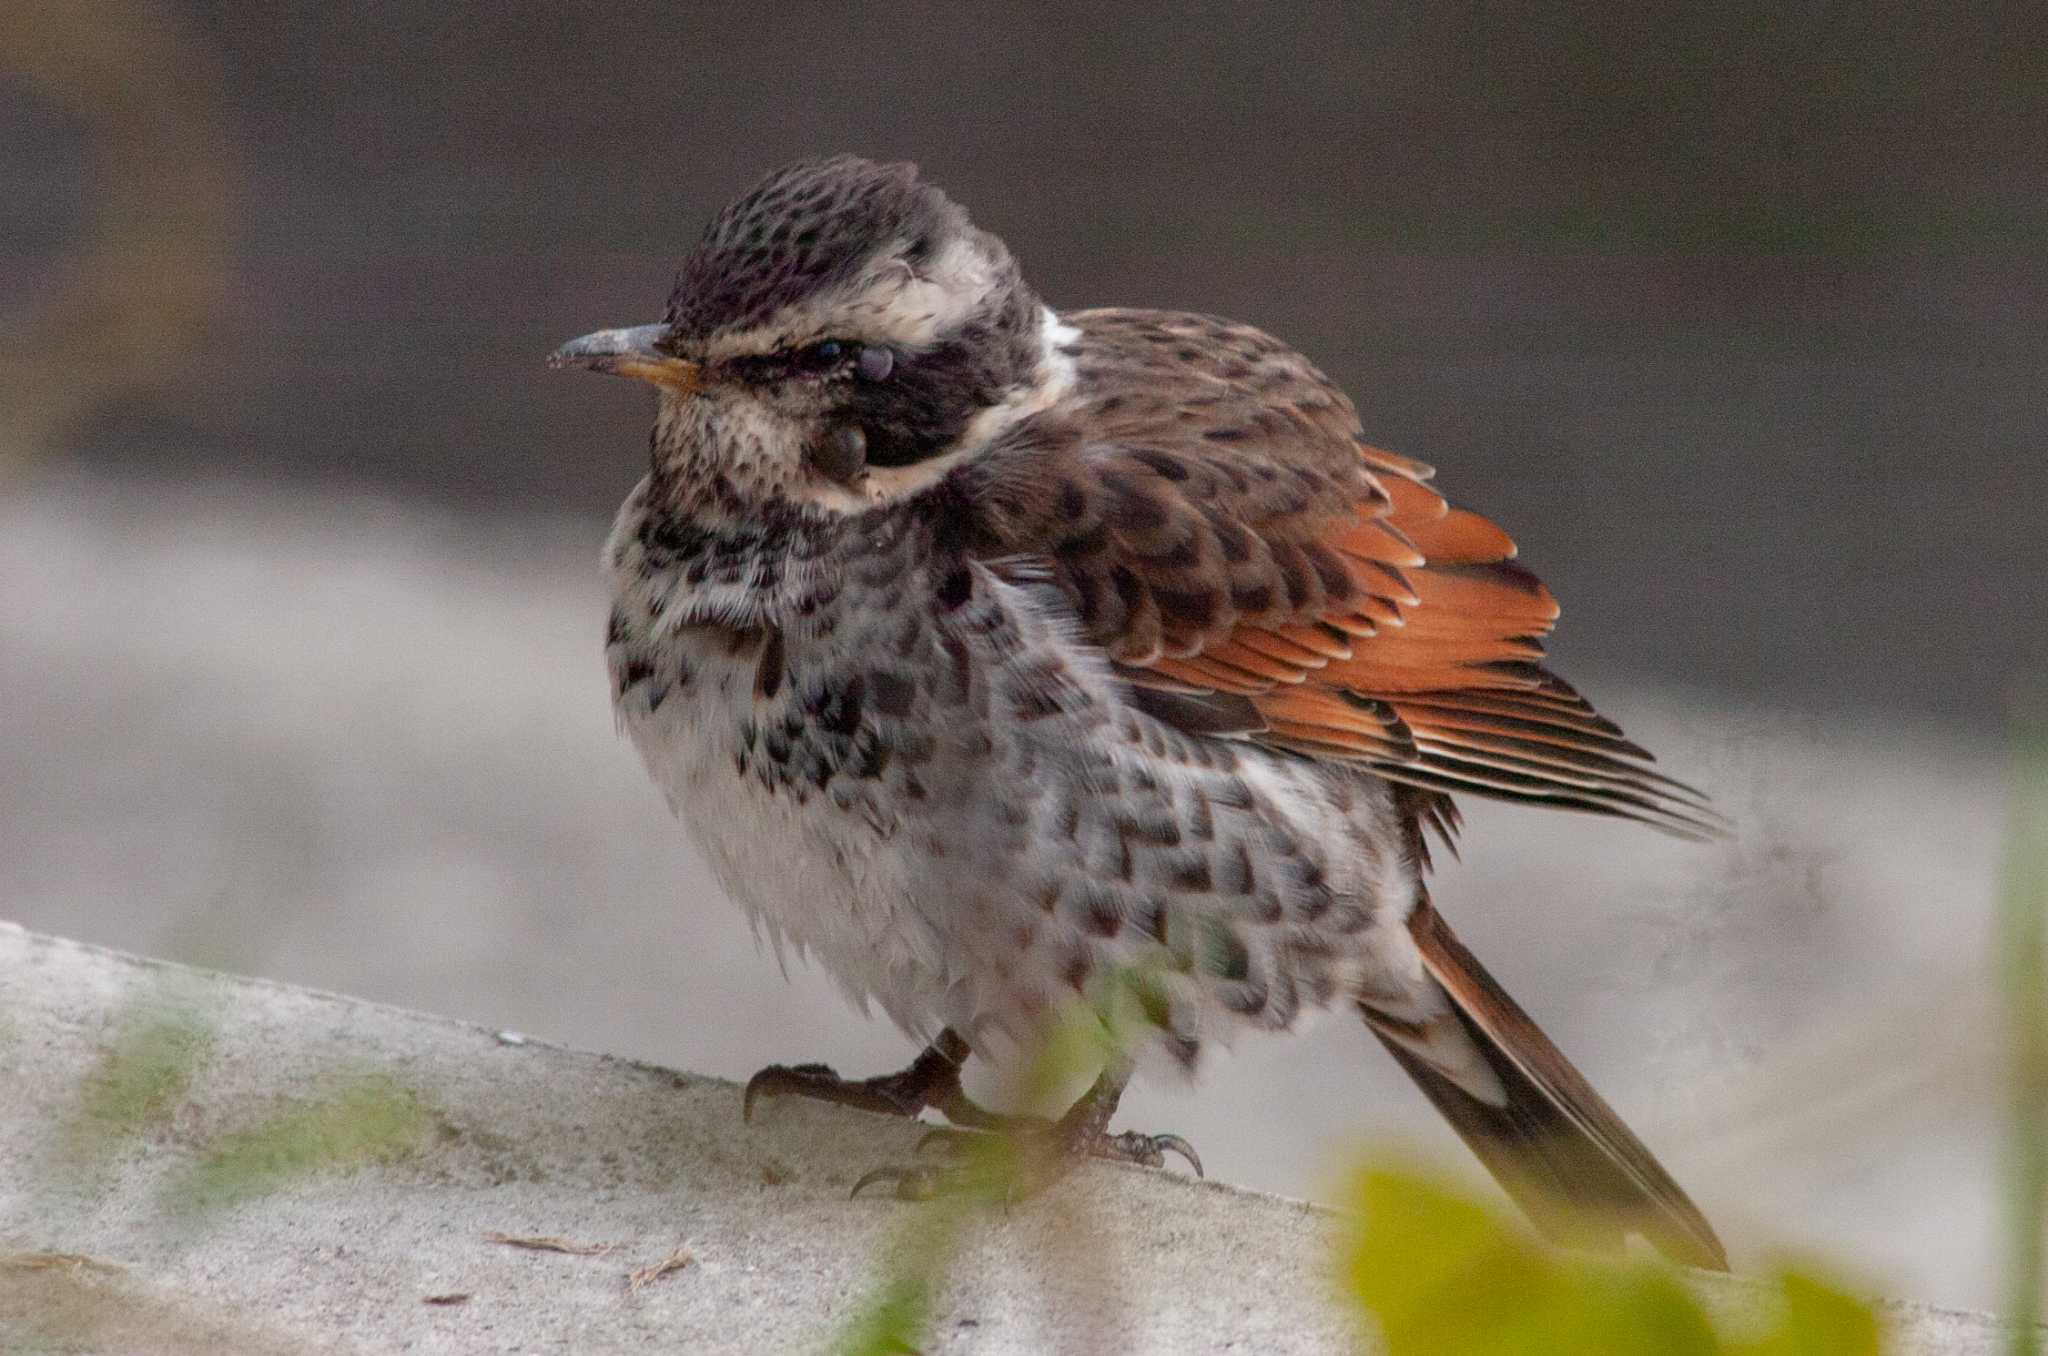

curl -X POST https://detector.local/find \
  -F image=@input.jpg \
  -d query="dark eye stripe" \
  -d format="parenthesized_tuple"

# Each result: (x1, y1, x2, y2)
(726, 338, 881, 385)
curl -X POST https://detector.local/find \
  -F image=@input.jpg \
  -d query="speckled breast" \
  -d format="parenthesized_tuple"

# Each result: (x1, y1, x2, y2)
(598, 475, 1415, 1055)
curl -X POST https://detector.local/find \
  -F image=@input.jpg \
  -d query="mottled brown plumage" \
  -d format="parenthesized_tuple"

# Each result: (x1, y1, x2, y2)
(962, 309, 1718, 838)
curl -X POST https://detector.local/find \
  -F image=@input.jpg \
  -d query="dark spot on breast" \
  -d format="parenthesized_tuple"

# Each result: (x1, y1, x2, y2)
(939, 633, 973, 702)
(1201, 923, 1252, 982)
(819, 673, 865, 736)
(618, 655, 654, 689)
(1222, 979, 1270, 1017)
(1051, 791, 1082, 842)
(697, 620, 768, 658)
(606, 607, 630, 646)
(851, 730, 892, 780)
(752, 625, 786, 700)
(1061, 950, 1092, 992)
(1079, 888, 1123, 938)
(1217, 839, 1259, 896)
(1134, 898, 1168, 944)
(1126, 812, 1182, 848)
(936, 566, 973, 611)
(1327, 903, 1369, 935)
(869, 669, 916, 718)
(1010, 683, 1066, 722)
(892, 612, 924, 658)
(1105, 830, 1135, 883)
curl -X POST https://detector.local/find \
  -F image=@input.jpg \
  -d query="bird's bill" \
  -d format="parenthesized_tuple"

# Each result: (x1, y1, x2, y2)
(547, 324, 701, 393)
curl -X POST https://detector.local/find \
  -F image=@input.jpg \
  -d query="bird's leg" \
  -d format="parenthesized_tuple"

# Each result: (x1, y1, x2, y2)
(743, 1028, 977, 1123)
(851, 1061, 1201, 1201)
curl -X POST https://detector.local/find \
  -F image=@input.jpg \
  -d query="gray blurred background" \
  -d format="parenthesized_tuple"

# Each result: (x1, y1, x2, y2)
(4, 0, 2044, 1315)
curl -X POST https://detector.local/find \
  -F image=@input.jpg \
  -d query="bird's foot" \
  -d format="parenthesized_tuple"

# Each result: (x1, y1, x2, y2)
(850, 1118, 1202, 1202)
(742, 1060, 940, 1122)
(917, 1124, 1203, 1176)
(742, 1031, 974, 1124)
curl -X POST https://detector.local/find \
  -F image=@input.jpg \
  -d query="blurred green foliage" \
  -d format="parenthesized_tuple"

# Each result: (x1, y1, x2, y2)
(835, 1190, 974, 1356)
(1339, 1166, 1874, 1356)
(2003, 711, 2048, 1355)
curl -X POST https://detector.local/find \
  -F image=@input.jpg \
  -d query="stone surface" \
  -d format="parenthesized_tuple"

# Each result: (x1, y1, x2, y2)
(0, 925, 2032, 1355)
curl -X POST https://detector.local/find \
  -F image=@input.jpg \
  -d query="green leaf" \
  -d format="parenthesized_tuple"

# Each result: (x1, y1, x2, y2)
(1727, 1271, 1880, 1356)
(2002, 704, 2048, 1356)
(1338, 1164, 1874, 1356)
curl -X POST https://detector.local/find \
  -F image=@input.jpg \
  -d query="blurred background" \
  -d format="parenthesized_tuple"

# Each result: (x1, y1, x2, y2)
(4, 0, 2043, 1315)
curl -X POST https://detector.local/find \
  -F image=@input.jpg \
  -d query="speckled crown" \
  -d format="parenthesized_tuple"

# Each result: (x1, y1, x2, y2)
(665, 156, 973, 339)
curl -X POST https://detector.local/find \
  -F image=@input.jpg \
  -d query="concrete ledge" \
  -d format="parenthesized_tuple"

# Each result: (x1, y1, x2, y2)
(0, 924, 2028, 1354)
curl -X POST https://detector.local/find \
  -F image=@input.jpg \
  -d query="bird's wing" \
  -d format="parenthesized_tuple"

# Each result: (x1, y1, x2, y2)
(960, 308, 1717, 838)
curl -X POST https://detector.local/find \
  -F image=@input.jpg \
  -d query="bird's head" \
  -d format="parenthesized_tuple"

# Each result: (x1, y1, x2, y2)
(552, 155, 1056, 512)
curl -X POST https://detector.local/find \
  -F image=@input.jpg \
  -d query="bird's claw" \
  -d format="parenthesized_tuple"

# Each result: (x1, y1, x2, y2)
(1101, 1130, 1204, 1178)
(911, 1124, 1202, 1176)
(743, 1062, 836, 1122)
(744, 1061, 931, 1123)
(850, 1162, 957, 1201)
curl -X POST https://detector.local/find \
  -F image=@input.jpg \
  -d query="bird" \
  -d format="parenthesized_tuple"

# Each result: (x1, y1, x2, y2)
(550, 154, 1728, 1269)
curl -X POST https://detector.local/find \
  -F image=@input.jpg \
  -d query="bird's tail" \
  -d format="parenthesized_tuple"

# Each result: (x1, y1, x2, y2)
(1360, 900, 1728, 1270)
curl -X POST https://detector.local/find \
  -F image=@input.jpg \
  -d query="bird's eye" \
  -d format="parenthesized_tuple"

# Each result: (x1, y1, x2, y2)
(856, 344, 895, 382)
(802, 339, 846, 368)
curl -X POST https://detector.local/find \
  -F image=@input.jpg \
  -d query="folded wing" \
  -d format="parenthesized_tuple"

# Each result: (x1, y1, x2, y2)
(964, 309, 1718, 839)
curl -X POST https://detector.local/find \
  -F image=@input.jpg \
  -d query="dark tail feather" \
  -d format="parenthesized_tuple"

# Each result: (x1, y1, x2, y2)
(1362, 901, 1728, 1271)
